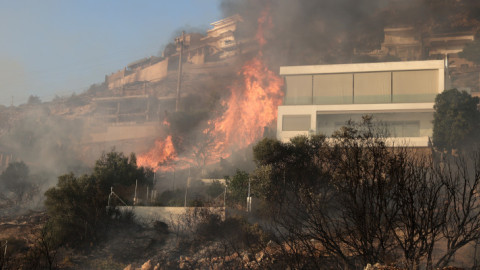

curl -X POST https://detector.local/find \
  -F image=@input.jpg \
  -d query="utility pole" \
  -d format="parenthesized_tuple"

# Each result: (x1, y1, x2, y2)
(146, 186, 149, 205)
(184, 166, 191, 207)
(175, 31, 185, 112)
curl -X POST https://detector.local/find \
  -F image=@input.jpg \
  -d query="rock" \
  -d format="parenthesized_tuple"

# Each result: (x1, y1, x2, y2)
(255, 251, 265, 262)
(141, 260, 153, 270)
(242, 252, 253, 262)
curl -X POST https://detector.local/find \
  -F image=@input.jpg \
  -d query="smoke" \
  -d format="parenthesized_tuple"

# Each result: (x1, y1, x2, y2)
(0, 58, 29, 106)
(2, 0, 480, 207)
(0, 105, 87, 179)
(220, 0, 480, 67)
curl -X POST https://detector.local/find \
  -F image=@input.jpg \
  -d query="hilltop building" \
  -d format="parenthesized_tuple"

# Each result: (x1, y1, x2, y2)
(81, 15, 249, 160)
(356, 26, 475, 61)
(277, 60, 446, 147)
(104, 15, 246, 92)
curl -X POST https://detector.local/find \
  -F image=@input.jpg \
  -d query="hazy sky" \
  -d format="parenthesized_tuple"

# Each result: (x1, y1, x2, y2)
(0, 0, 222, 106)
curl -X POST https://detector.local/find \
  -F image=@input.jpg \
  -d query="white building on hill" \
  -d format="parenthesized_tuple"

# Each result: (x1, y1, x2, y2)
(277, 60, 446, 147)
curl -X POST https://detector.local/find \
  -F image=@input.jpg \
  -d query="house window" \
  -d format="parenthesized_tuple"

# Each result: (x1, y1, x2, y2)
(354, 72, 392, 104)
(313, 73, 353, 105)
(284, 75, 313, 105)
(283, 115, 311, 131)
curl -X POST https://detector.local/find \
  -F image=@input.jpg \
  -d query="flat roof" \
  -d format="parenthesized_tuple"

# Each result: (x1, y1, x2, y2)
(280, 60, 445, 75)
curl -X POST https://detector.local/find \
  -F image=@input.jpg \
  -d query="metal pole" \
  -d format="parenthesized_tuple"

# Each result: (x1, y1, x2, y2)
(175, 31, 185, 112)
(146, 186, 149, 205)
(108, 186, 113, 207)
(134, 180, 138, 206)
(173, 168, 176, 190)
(224, 185, 227, 208)
(184, 181, 188, 208)
(247, 178, 252, 212)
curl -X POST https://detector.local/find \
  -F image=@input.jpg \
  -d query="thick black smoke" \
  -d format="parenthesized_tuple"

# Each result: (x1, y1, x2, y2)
(220, 0, 480, 67)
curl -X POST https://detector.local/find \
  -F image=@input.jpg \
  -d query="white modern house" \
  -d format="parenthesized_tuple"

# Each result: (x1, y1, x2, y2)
(277, 60, 446, 147)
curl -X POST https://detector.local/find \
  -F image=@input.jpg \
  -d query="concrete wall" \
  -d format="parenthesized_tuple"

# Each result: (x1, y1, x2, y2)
(106, 58, 169, 90)
(277, 103, 436, 147)
(118, 206, 226, 228)
(187, 49, 206, 65)
(106, 69, 126, 89)
(277, 60, 445, 146)
(83, 122, 160, 144)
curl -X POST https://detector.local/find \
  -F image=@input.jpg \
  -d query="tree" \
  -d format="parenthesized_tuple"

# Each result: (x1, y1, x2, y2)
(93, 151, 153, 201)
(44, 173, 102, 246)
(433, 88, 480, 153)
(250, 117, 480, 269)
(27, 95, 41, 105)
(44, 151, 153, 247)
(0, 161, 36, 204)
(434, 153, 480, 268)
(252, 135, 327, 204)
(206, 180, 225, 199)
(225, 170, 249, 207)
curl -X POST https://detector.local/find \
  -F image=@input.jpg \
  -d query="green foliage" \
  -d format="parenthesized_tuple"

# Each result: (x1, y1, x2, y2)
(252, 135, 328, 202)
(93, 151, 153, 199)
(27, 95, 41, 105)
(0, 161, 29, 192)
(44, 151, 153, 247)
(433, 89, 480, 152)
(225, 170, 249, 206)
(44, 173, 101, 246)
(0, 161, 38, 204)
(206, 180, 225, 199)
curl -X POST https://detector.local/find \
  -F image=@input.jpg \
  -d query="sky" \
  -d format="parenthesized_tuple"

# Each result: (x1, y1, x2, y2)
(0, 0, 222, 106)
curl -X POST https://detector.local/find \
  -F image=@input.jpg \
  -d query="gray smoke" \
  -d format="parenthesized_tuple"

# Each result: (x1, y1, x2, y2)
(220, 0, 480, 67)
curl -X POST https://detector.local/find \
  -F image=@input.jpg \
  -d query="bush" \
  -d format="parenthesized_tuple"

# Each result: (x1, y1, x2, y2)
(44, 151, 153, 247)
(153, 221, 169, 235)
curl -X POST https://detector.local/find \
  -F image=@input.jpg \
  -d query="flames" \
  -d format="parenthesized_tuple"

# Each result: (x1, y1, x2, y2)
(137, 135, 176, 171)
(137, 6, 283, 172)
(207, 56, 283, 159)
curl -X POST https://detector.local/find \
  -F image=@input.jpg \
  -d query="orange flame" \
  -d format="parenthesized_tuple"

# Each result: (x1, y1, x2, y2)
(137, 135, 176, 171)
(137, 5, 283, 171)
(207, 56, 283, 160)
